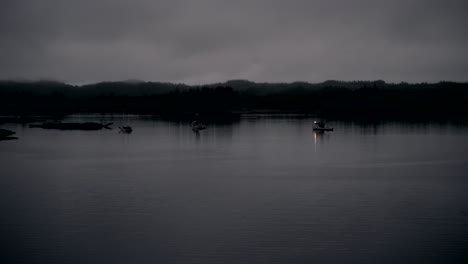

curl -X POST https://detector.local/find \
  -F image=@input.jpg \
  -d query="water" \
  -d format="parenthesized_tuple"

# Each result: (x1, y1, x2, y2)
(1, 115, 467, 263)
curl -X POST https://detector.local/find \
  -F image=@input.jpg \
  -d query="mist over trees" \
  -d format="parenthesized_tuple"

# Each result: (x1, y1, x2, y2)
(0, 80, 467, 119)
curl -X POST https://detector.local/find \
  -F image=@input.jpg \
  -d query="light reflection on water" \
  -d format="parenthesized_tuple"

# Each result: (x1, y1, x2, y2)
(0, 115, 468, 264)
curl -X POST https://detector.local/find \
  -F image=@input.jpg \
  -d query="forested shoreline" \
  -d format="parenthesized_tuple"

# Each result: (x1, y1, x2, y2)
(1, 80, 467, 120)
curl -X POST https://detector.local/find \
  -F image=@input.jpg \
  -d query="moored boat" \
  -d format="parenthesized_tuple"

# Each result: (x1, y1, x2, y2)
(119, 126, 133, 133)
(313, 127, 334, 131)
(191, 121, 206, 131)
(313, 120, 333, 131)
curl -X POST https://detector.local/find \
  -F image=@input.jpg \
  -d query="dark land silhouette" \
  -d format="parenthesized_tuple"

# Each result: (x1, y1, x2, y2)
(0, 128, 17, 140)
(1, 80, 467, 121)
(28, 122, 113, 130)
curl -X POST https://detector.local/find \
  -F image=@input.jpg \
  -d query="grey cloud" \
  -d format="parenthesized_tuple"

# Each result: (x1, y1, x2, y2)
(0, 0, 467, 84)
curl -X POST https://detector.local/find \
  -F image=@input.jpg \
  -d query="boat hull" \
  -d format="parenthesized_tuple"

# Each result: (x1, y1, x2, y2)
(192, 126, 206, 131)
(313, 127, 334, 131)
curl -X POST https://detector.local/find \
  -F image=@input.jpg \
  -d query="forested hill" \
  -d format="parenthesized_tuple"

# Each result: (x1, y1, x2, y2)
(0, 79, 452, 96)
(1, 80, 467, 118)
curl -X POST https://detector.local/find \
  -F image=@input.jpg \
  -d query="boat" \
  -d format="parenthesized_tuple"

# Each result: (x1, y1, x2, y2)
(313, 120, 333, 131)
(0, 129, 16, 137)
(29, 122, 113, 130)
(313, 127, 334, 131)
(191, 121, 206, 131)
(119, 126, 133, 133)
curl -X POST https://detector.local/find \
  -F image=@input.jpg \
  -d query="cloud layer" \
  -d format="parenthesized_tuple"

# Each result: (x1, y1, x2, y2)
(1, 0, 467, 84)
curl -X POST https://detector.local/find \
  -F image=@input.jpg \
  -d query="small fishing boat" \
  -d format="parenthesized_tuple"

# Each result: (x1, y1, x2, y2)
(119, 126, 133, 133)
(191, 121, 206, 131)
(313, 121, 333, 131)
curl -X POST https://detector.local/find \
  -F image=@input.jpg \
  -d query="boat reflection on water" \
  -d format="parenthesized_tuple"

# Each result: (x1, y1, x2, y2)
(193, 128, 201, 142)
(314, 130, 322, 145)
(313, 130, 332, 149)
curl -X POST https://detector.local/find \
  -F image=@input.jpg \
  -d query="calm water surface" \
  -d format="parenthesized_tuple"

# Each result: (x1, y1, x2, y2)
(1, 115, 467, 263)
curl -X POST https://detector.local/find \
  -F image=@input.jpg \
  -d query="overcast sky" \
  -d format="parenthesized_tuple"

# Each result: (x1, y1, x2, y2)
(1, 0, 467, 84)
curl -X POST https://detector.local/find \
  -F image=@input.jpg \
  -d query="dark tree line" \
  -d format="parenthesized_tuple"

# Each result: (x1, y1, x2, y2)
(0, 80, 467, 119)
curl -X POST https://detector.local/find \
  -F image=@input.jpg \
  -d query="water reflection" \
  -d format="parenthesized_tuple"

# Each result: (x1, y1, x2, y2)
(313, 130, 331, 146)
(193, 129, 201, 142)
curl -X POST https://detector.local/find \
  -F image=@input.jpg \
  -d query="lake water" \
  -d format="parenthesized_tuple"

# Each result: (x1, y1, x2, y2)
(1, 115, 468, 263)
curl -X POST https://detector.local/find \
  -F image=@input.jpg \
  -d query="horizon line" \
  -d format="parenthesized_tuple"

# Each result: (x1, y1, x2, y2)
(1, 78, 467, 87)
